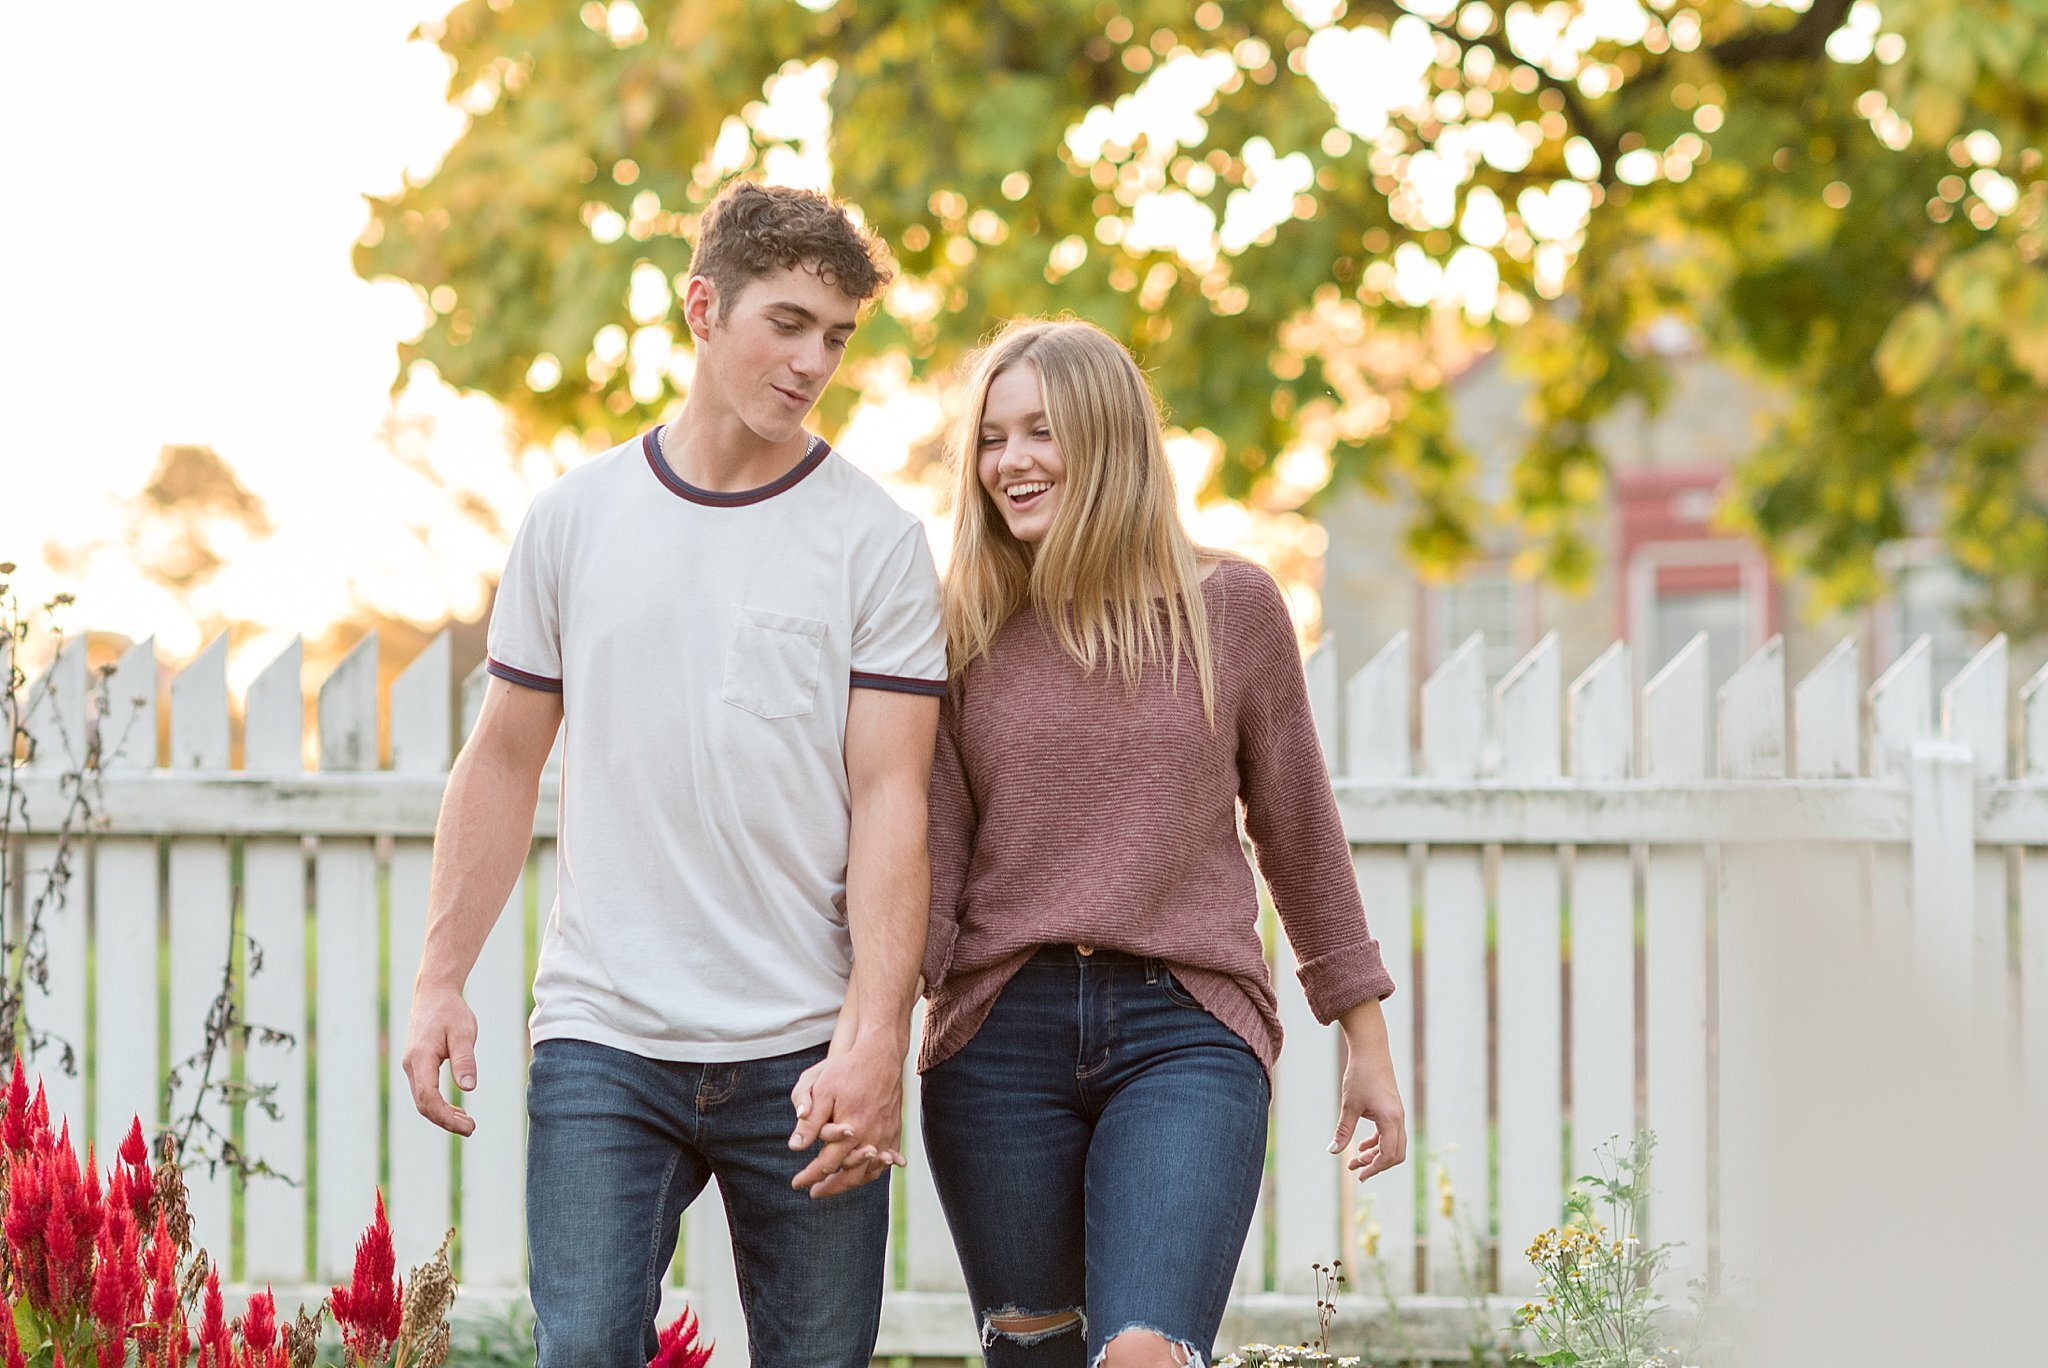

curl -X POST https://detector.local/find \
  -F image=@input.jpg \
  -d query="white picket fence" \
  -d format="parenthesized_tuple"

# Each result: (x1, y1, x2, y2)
(5, 624, 2045, 1363)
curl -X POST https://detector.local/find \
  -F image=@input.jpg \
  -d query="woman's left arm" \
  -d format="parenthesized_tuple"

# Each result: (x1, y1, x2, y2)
(1335, 997, 1408, 1180)
(1232, 568, 1406, 1178)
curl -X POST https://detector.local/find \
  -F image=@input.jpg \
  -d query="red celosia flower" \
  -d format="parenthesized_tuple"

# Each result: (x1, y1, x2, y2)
(40, 1137, 81, 1311)
(4, 1140, 51, 1305)
(136, 1211, 187, 1367)
(42, 1125, 103, 1315)
(106, 1165, 132, 1231)
(118, 1117, 153, 1220)
(329, 1191, 403, 1365)
(194, 1267, 233, 1368)
(90, 1203, 144, 1368)
(0, 1058, 51, 1160)
(649, 1306, 713, 1368)
(1, 1055, 30, 1156)
(237, 1288, 288, 1368)
(118, 1117, 149, 1169)
(0, 1296, 25, 1368)
(27, 1081, 51, 1155)
(81, 1139, 103, 1212)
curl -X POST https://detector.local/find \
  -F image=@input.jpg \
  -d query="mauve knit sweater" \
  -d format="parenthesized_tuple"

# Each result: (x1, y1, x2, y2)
(919, 557, 1397, 1076)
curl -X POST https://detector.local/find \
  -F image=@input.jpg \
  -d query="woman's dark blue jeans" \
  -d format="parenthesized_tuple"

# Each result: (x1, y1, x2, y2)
(921, 945, 1270, 1366)
(524, 1037, 889, 1368)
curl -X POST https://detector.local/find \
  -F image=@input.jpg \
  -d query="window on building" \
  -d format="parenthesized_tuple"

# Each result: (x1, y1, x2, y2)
(1650, 587, 1749, 694)
(1624, 539, 1770, 693)
(1881, 543, 1979, 685)
(1433, 569, 1528, 685)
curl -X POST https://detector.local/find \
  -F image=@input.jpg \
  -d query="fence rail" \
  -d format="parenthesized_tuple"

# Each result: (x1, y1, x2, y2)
(5, 624, 2044, 1363)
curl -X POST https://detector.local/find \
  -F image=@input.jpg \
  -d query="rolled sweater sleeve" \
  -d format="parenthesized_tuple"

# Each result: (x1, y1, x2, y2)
(1232, 568, 1397, 1020)
(923, 692, 974, 990)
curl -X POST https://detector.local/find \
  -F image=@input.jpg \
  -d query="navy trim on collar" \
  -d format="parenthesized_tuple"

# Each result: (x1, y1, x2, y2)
(642, 426, 830, 506)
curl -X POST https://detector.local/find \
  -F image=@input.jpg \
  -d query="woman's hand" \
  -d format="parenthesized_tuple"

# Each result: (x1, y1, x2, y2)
(1331, 996, 1407, 1181)
(789, 1032, 906, 1198)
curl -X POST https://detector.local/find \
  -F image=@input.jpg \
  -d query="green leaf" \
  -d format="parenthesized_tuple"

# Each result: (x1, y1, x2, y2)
(1909, 87, 1966, 143)
(2007, 269, 2048, 383)
(1875, 302, 1947, 394)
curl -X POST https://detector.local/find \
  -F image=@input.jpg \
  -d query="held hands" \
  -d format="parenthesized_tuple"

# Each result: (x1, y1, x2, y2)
(1331, 998, 1408, 1182)
(402, 984, 479, 1137)
(787, 1033, 907, 1200)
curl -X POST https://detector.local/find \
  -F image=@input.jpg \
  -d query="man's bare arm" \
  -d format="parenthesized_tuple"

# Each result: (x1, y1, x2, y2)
(402, 677, 563, 1135)
(844, 691, 937, 1048)
(790, 686, 937, 1197)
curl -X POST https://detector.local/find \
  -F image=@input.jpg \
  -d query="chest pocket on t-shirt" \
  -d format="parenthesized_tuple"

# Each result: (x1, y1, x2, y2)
(721, 607, 826, 719)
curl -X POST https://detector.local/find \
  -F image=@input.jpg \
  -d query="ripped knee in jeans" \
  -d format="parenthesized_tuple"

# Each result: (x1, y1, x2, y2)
(981, 1306, 1086, 1348)
(1092, 1325, 1204, 1367)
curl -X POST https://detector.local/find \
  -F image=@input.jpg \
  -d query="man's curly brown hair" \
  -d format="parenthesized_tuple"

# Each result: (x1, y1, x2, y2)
(690, 180, 893, 316)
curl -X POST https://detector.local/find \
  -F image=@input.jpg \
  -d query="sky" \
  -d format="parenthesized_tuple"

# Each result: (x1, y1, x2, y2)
(0, 2, 508, 676)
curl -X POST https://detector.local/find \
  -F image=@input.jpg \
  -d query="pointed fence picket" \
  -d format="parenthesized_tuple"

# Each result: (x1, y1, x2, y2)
(3, 620, 2043, 1363)
(1945, 638, 2013, 1037)
(22, 639, 89, 1133)
(1713, 637, 1786, 1289)
(1342, 631, 1416, 1296)
(1494, 634, 1562, 1297)
(2023, 666, 2048, 1089)
(94, 637, 159, 1168)
(1271, 639, 1345, 1294)
(388, 633, 452, 1270)
(1792, 639, 1866, 992)
(901, 1000, 962, 1296)
(242, 639, 308, 1284)
(1791, 640, 1866, 929)
(1638, 639, 1709, 1284)
(457, 663, 533, 1290)
(684, 1177, 746, 1360)
(315, 633, 382, 1281)
(169, 633, 233, 1260)
(1573, 639, 1643, 1205)
(1869, 639, 1932, 958)
(1271, 916, 1340, 1294)
(1419, 634, 1488, 1293)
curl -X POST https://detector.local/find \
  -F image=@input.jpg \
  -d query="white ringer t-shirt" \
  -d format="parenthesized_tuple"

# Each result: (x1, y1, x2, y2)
(485, 426, 947, 1061)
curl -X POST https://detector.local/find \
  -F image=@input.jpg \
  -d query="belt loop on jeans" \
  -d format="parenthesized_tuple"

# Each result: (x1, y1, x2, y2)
(1143, 957, 1159, 984)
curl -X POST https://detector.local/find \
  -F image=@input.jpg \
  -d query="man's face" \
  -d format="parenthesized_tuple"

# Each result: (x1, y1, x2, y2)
(687, 263, 859, 443)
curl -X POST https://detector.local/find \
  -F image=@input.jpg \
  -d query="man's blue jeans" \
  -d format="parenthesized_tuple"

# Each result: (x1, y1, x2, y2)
(525, 1037, 890, 1367)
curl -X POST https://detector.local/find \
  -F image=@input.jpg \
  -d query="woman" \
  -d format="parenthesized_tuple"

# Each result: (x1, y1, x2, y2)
(919, 318, 1407, 1368)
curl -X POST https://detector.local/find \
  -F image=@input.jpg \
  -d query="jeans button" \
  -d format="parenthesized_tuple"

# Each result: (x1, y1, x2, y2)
(1076, 943, 1094, 956)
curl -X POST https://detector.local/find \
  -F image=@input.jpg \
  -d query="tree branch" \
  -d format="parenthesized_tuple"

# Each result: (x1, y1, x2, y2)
(1710, 0, 1858, 69)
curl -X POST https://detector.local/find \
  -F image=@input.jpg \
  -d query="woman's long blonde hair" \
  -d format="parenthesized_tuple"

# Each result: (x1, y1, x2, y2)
(943, 318, 1221, 723)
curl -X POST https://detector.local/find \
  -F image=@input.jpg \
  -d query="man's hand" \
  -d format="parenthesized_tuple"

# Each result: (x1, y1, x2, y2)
(405, 677, 558, 1139)
(787, 1035, 906, 1199)
(403, 984, 479, 1137)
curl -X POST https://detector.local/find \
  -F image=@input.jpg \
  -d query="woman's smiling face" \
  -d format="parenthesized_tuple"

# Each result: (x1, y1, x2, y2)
(976, 361, 1065, 545)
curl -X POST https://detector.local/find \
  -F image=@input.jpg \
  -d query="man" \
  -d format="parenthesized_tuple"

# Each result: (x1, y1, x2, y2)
(401, 180, 943, 1367)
